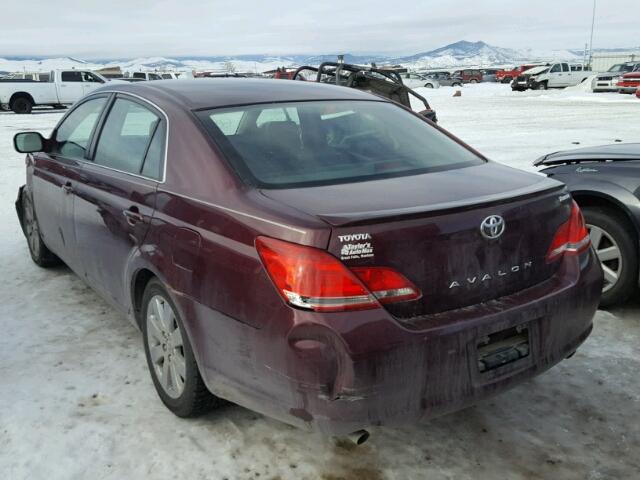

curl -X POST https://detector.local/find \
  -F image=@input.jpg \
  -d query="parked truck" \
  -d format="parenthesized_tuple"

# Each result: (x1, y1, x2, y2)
(0, 70, 112, 113)
(527, 63, 592, 90)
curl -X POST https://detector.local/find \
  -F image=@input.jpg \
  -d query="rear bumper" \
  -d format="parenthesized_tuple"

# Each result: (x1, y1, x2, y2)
(184, 249, 602, 435)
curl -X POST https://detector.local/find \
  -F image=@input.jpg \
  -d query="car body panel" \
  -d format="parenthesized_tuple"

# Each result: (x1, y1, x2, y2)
(16, 79, 601, 434)
(28, 153, 83, 268)
(536, 143, 640, 286)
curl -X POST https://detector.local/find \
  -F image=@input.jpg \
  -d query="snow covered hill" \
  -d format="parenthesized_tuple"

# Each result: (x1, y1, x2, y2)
(1, 40, 634, 75)
(393, 40, 582, 69)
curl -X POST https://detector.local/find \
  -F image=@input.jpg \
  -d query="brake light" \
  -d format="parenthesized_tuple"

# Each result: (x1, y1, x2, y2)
(255, 237, 420, 312)
(546, 201, 591, 263)
(351, 267, 421, 304)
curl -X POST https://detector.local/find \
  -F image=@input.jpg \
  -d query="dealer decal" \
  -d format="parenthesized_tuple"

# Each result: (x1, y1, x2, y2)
(338, 233, 374, 260)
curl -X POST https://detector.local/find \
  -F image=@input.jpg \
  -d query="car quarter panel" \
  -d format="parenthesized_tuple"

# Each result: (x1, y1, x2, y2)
(168, 249, 601, 435)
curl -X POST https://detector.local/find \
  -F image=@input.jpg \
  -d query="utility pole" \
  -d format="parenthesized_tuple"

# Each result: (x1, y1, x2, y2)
(588, 0, 596, 68)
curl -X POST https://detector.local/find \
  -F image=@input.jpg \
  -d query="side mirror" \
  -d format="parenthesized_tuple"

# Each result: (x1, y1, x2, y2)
(14, 132, 45, 153)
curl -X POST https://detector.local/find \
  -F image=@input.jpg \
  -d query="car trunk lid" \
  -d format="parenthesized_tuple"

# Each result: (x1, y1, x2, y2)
(261, 162, 568, 317)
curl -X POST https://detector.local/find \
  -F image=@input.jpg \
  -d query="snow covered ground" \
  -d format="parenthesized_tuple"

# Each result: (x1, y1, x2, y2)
(1, 83, 639, 480)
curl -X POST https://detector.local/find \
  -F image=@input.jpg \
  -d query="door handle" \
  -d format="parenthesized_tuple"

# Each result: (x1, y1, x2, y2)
(123, 208, 144, 226)
(62, 183, 73, 194)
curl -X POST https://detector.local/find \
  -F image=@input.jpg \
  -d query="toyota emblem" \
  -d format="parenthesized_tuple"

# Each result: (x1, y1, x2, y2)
(480, 215, 505, 240)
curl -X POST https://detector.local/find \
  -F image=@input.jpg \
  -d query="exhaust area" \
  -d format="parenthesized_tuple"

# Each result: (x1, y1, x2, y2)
(345, 429, 370, 446)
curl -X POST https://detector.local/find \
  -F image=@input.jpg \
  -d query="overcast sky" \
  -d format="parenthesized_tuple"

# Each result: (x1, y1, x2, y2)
(0, 0, 636, 58)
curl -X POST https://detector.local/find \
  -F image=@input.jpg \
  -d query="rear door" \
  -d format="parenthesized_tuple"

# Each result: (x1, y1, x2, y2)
(30, 95, 109, 269)
(73, 94, 165, 308)
(58, 71, 86, 104)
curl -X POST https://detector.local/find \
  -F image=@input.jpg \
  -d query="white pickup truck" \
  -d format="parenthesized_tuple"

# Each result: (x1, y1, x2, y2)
(527, 63, 592, 90)
(0, 69, 111, 113)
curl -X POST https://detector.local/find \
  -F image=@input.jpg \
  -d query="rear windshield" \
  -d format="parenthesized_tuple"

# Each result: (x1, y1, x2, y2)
(196, 100, 484, 188)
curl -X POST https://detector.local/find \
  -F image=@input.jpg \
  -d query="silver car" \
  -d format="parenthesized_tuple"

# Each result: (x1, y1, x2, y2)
(424, 72, 463, 87)
(401, 72, 440, 89)
(592, 63, 640, 92)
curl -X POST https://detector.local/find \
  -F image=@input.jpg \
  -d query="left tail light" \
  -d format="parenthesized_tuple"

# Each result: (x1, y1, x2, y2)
(255, 236, 420, 312)
(546, 200, 591, 263)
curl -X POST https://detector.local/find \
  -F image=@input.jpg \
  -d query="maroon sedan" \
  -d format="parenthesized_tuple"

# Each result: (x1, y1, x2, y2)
(14, 79, 601, 439)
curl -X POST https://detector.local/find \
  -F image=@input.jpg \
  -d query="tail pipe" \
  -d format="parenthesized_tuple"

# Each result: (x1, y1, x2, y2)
(346, 429, 370, 446)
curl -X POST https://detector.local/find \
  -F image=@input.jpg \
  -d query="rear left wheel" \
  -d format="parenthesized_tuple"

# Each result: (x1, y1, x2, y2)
(141, 279, 223, 417)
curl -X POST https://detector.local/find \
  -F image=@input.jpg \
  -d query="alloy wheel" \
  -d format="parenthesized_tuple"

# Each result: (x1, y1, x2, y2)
(23, 196, 41, 257)
(587, 224, 623, 293)
(146, 295, 186, 399)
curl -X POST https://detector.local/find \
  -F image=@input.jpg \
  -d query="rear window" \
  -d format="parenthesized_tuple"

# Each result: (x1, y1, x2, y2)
(196, 100, 484, 189)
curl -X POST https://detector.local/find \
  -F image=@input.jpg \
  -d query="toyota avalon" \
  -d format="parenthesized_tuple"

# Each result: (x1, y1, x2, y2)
(14, 79, 602, 438)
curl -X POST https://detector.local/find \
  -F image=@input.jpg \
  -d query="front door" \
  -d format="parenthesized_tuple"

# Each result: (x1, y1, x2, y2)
(30, 95, 109, 269)
(547, 63, 563, 87)
(58, 71, 86, 104)
(73, 94, 165, 309)
(81, 71, 107, 96)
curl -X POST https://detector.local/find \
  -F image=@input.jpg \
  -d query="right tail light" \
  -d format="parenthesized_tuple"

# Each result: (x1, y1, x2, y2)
(546, 200, 591, 263)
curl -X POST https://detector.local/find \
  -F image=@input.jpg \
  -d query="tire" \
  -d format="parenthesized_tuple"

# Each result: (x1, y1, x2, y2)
(536, 82, 548, 90)
(470, 79, 478, 84)
(424, 83, 434, 88)
(452, 82, 462, 87)
(503, 77, 512, 84)
(583, 207, 638, 307)
(11, 96, 33, 114)
(21, 189, 62, 267)
(141, 278, 223, 417)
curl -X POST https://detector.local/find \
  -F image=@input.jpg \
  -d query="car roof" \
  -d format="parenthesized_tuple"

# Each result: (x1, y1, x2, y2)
(95, 78, 384, 110)
(534, 143, 640, 166)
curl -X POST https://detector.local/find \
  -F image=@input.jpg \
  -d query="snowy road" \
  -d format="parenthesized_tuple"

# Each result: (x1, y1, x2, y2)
(1, 84, 639, 480)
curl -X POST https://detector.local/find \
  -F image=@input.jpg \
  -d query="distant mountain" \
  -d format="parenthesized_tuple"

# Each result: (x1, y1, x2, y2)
(390, 40, 585, 68)
(1, 41, 638, 74)
(394, 41, 521, 64)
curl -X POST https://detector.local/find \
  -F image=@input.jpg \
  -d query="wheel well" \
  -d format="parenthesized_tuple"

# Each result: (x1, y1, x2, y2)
(132, 269, 156, 326)
(572, 194, 638, 239)
(10, 92, 35, 107)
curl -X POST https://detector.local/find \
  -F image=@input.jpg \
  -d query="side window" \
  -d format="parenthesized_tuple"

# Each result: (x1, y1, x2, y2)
(82, 72, 104, 83)
(93, 98, 162, 177)
(61, 71, 83, 82)
(550, 64, 562, 73)
(52, 97, 108, 159)
(561, 63, 570, 72)
(141, 122, 165, 180)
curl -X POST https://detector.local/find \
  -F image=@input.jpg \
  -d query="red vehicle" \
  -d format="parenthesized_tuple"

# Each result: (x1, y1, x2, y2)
(452, 69, 483, 83)
(273, 68, 296, 79)
(13, 80, 601, 440)
(496, 64, 540, 84)
(617, 72, 640, 94)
